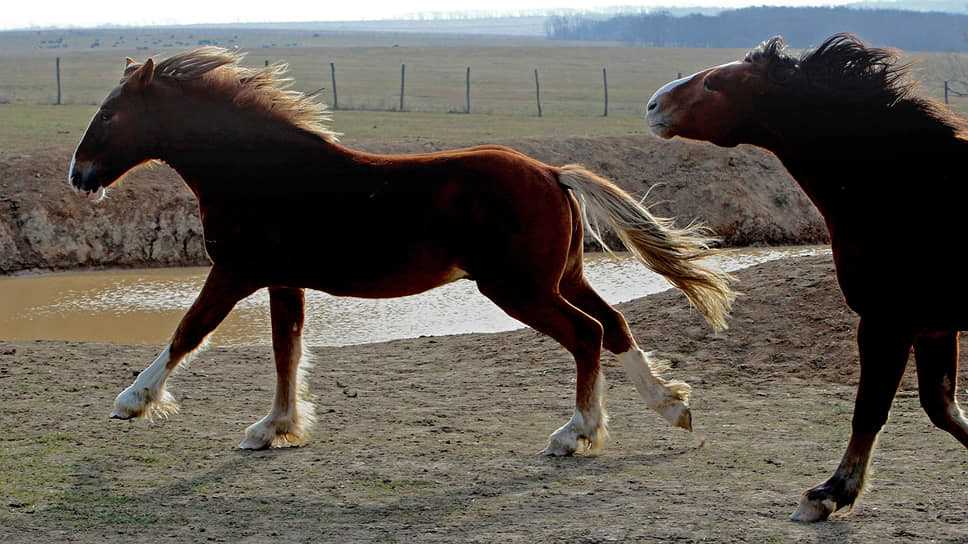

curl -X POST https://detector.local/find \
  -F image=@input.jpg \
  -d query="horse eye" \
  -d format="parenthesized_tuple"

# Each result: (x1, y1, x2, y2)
(100, 112, 112, 123)
(703, 79, 715, 92)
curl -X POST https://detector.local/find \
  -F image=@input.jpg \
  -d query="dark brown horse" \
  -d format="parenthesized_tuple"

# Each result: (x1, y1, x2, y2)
(648, 33, 968, 520)
(69, 49, 734, 455)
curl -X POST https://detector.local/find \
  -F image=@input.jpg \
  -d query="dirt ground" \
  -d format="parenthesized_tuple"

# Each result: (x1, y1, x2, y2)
(1, 254, 966, 543)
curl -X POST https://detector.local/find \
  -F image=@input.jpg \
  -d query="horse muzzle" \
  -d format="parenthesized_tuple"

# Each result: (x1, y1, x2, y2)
(68, 157, 106, 201)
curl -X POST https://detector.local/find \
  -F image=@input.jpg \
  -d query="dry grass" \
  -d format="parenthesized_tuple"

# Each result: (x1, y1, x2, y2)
(2, 29, 967, 153)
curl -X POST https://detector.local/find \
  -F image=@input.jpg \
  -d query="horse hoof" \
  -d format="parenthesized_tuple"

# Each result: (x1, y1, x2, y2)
(675, 405, 693, 431)
(111, 386, 178, 421)
(238, 434, 305, 450)
(240, 415, 311, 450)
(539, 444, 575, 457)
(659, 401, 692, 431)
(790, 494, 837, 522)
(238, 436, 272, 450)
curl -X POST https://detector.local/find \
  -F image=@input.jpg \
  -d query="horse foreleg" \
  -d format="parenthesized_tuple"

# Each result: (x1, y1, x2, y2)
(791, 319, 913, 522)
(111, 266, 257, 420)
(915, 331, 968, 448)
(239, 287, 316, 450)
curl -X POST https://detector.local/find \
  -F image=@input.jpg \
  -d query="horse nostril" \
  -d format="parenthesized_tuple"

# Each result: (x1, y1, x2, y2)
(647, 102, 658, 112)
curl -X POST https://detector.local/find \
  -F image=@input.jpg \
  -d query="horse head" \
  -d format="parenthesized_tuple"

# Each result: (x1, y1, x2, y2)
(68, 57, 161, 201)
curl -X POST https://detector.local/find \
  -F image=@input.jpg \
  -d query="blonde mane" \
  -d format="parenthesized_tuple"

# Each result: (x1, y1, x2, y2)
(143, 47, 338, 142)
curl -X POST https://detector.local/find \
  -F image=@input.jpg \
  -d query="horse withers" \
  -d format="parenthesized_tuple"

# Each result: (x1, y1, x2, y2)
(647, 33, 968, 520)
(68, 49, 734, 456)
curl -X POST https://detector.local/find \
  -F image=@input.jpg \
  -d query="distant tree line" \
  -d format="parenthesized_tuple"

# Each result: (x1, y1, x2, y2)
(545, 7, 968, 52)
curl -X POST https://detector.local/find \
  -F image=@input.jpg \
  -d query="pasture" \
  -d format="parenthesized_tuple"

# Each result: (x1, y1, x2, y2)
(3, 29, 968, 153)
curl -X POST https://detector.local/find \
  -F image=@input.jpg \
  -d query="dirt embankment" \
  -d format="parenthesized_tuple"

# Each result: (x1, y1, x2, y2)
(0, 136, 827, 275)
(2, 255, 966, 543)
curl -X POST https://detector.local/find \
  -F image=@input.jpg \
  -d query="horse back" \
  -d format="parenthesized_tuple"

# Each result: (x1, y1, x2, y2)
(194, 146, 574, 296)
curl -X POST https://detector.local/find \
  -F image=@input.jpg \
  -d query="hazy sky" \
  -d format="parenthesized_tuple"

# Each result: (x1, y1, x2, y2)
(3, 1, 860, 30)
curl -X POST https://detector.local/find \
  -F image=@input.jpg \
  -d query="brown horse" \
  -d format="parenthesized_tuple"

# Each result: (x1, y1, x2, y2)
(647, 33, 968, 520)
(69, 48, 734, 455)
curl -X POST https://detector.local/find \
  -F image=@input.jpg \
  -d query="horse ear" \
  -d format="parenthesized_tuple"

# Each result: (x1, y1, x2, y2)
(122, 57, 139, 76)
(124, 58, 155, 93)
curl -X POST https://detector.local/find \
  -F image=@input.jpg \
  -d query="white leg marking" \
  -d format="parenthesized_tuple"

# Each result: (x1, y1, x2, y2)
(111, 346, 179, 420)
(542, 373, 609, 456)
(618, 348, 692, 431)
(240, 346, 317, 450)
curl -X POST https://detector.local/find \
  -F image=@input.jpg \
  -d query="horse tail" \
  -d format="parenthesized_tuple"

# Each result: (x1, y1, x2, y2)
(556, 164, 735, 331)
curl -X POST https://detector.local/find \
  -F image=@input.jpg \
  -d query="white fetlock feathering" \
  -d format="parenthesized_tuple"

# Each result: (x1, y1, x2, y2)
(111, 346, 179, 420)
(239, 346, 316, 450)
(541, 373, 609, 456)
(618, 348, 692, 431)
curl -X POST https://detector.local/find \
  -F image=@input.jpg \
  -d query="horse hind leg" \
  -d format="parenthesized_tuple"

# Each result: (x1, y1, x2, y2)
(239, 287, 317, 449)
(560, 275, 692, 431)
(914, 330, 968, 448)
(478, 281, 607, 456)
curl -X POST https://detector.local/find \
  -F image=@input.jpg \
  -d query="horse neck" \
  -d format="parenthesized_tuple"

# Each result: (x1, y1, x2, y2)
(155, 99, 344, 194)
(758, 98, 963, 214)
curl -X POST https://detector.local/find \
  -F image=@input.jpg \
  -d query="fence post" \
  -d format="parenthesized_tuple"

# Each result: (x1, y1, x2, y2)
(677, 72, 682, 79)
(534, 68, 542, 117)
(400, 64, 406, 112)
(945, 80, 949, 104)
(465, 66, 471, 114)
(602, 66, 608, 117)
(330, 62, 339, 110)
(265, 60, 269, 67)
(55, 57, 62, 105)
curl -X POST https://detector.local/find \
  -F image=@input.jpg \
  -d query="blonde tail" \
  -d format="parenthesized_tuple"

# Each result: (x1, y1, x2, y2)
(557, 164, 735, 331)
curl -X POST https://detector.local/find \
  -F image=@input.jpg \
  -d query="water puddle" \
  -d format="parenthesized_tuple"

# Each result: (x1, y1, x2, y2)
(0, 247, 829, 346)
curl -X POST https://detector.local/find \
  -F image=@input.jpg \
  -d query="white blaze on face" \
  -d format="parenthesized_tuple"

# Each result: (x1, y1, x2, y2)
(646, 72, 696, 137)
(645, 61, 742, 138)
(67, 154, 76, 187)
(68, 108, 108, 202)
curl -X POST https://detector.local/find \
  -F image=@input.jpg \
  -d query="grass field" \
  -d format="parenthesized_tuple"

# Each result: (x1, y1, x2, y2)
(2, 29, 968, 151)
(0, 105, 651, 153)
(0, 33, 744, 115)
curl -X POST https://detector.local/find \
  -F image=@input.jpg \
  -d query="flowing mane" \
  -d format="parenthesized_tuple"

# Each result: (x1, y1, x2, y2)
(744, 33, 968, 138)
(136, 47, 339, 142)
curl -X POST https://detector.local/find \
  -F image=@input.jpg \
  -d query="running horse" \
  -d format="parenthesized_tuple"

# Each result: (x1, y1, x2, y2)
(647, 33, 968, 520)
(69, 48, 734, 456)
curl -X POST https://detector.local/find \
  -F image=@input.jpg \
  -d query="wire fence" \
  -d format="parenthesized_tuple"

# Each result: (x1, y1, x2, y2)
(37, 56, 964, 113)
(40, 56, 635, 117)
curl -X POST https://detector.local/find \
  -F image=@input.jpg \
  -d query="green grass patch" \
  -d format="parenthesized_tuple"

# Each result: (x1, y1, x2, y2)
(0, 431, 74, 510)
(0, 104, 649, 154)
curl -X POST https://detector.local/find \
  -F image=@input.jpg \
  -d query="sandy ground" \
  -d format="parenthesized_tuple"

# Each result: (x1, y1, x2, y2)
(1, 254, 966, 543)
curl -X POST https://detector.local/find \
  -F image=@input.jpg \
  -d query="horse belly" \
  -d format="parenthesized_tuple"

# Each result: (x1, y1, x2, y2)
(294, 247, 470, 298)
